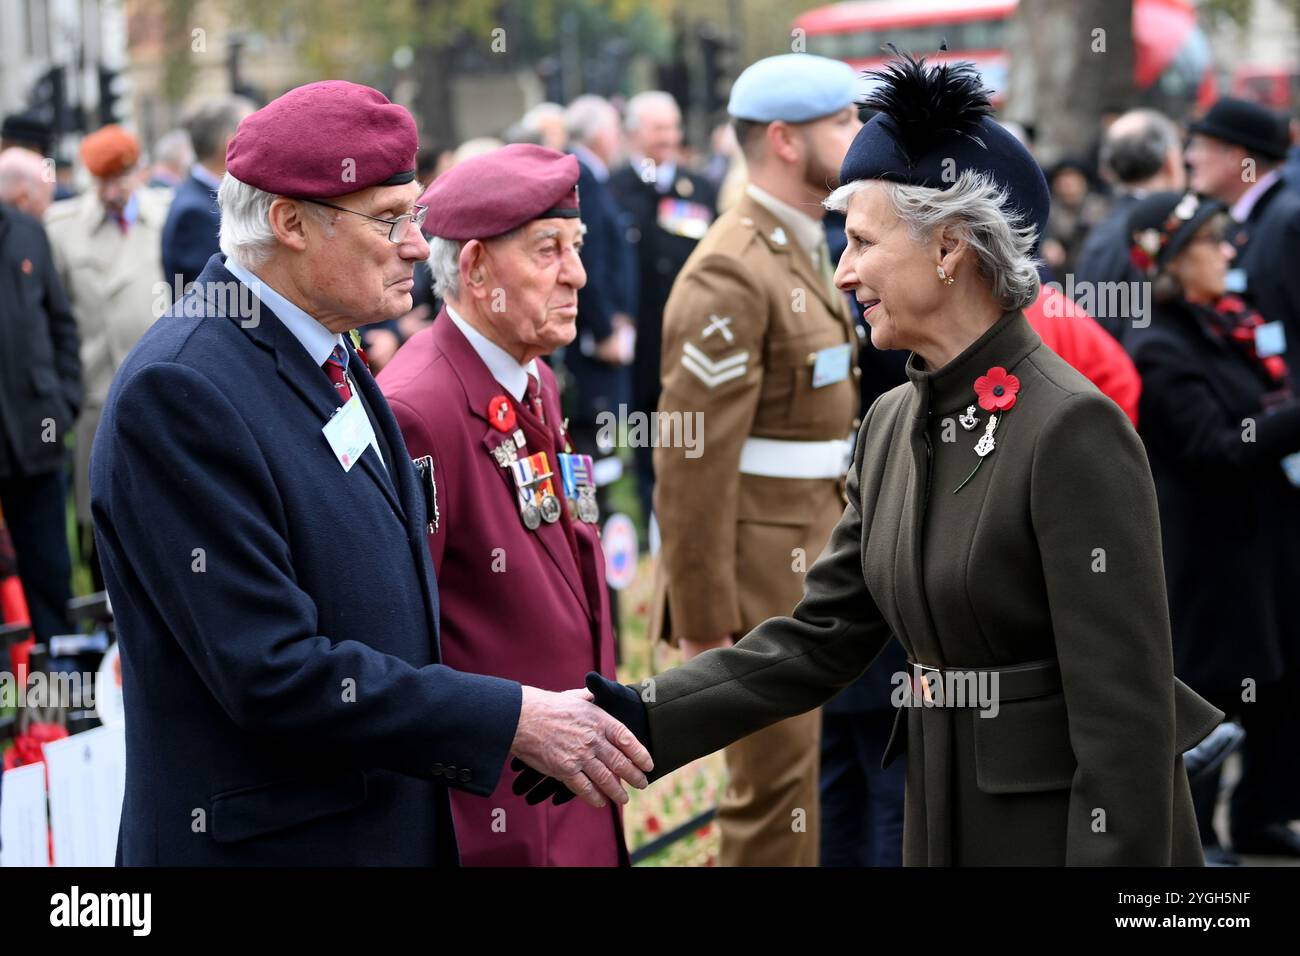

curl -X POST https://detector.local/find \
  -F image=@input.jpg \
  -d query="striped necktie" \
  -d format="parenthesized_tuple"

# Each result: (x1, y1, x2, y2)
(323, 344, 352, 403)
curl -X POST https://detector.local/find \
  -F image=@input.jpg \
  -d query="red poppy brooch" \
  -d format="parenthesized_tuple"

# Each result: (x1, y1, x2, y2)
(955, 366, 1020, 493)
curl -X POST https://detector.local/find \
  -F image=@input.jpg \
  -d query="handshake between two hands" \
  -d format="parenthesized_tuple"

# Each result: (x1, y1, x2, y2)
(509, 673, 653, 809)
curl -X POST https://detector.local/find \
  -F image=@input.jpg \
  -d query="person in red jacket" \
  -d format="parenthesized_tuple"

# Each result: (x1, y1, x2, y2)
(1025, 284, 1142, 426)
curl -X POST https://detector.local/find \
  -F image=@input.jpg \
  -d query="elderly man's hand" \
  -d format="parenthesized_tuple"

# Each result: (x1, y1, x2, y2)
(510, 685, 653, 809)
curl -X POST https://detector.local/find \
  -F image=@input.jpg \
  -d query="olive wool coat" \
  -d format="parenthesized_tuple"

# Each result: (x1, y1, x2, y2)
(639, 309, 1224, 865)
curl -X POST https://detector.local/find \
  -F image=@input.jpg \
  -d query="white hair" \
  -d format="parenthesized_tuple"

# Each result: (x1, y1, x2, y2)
(217, 172, 335, 269)
(825, 172, 1041, 311)
(521, 102, 564, 131)
(152, 128, 194, 171)
(565, 95, 618, 146)
(426, 220, 585, 301)
(0, 147, 50, 203)
(427, 236, 463, 299)
(624, 91, 679, 132)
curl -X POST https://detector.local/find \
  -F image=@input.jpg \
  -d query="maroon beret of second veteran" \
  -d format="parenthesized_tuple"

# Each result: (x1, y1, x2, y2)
(419, 143, 580, 240)
(225, 80, 418, 198)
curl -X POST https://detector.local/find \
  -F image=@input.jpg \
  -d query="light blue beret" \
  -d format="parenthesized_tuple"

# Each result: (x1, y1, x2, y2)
(727, 54, 859, 124)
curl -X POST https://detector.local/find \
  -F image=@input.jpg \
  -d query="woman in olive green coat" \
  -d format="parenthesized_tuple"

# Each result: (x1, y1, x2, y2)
(517, 54, 1224, 865)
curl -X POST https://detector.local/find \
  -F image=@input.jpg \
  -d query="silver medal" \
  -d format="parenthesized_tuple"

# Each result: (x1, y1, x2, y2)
(577, 488, 599, 524)
(492, 438, 518, 469)
(522, 502, 542, 530)
(974, 414, 998, 457)
(539, 494, 563, 524)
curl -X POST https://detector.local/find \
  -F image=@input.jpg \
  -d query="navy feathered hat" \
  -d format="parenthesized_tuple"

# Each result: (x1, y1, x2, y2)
(840, 50, 1050, 247)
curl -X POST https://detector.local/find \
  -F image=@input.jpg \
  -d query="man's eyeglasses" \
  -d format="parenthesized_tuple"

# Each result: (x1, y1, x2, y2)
(296, 198, 427, 243)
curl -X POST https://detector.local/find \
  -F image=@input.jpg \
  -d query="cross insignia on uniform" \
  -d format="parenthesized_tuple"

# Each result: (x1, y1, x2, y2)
(702, 314, 735, 344)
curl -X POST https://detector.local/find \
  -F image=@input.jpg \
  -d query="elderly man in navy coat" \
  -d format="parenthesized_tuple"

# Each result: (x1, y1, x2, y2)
(90, 81, 651, 866)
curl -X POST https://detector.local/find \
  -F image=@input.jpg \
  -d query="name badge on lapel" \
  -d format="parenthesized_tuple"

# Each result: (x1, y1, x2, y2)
(322, 394, 376, 472)
(1255, 321, 1287, 358)
(1282, 452, 1300, 489)
(1225, 267, 1248, 295)
(810, 343, 853, 388)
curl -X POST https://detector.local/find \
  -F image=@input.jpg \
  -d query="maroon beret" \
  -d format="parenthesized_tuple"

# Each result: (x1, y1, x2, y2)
(226, 81, 417, 198)
(419, 144, 580, 240)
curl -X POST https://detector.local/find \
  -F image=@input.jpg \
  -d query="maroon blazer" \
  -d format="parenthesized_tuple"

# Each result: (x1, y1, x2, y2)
(378, 310, 624, 866)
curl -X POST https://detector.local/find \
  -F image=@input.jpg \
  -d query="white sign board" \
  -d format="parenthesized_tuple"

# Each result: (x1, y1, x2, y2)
(0, 762, 49, 867)
(43, 725, 126, 866)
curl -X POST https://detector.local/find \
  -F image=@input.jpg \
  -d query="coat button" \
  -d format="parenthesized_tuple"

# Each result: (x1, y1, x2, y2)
(459, 769, 471, 782)
(432, 763, 444, 775)
(445, 765, 458, 779)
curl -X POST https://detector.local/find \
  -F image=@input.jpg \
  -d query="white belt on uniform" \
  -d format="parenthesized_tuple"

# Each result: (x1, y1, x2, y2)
(738, 436, 853, 480)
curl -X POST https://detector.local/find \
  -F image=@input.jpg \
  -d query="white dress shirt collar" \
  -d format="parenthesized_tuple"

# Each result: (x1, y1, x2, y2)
(446, 305, 539, 402)
(571, 144, 609, 182)
(1231, 169, 1282, 223)
(191, 163, 223, 192)
(225, 258, 344, 367)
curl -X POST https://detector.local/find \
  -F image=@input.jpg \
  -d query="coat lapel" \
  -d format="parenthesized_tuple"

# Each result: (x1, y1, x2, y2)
(202, 257, 406, 519)
(345, 342, 407, 521)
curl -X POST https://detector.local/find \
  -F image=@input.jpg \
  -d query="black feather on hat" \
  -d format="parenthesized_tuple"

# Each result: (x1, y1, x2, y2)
(840, 47, 1051, 248)
(861, 47, 994, 166)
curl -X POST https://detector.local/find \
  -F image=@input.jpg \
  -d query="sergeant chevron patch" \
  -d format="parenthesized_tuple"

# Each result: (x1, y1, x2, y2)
(681, 341, 749, 388)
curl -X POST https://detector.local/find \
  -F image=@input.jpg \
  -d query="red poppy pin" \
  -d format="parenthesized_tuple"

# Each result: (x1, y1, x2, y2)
(954, 366, 1021, 494)
(973, 366, 1020, 412)
(21, 258, 33, 275)
(488, 395, 516, 433)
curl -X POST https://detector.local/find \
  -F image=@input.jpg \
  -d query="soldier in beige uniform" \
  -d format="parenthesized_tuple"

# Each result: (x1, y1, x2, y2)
(649, 54, 862, 866)
(44, 125, 171, 528)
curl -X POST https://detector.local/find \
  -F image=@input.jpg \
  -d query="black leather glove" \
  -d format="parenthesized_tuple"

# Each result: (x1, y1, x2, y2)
(510, 672, 653, 806)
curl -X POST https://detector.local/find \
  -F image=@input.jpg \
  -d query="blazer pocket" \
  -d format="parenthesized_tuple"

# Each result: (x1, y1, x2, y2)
(973, 693, 1077, 794)
(210, 769, 368, 844)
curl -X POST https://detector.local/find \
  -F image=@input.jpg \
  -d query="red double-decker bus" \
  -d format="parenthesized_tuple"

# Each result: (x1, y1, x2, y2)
(793, 0, 1215, 114)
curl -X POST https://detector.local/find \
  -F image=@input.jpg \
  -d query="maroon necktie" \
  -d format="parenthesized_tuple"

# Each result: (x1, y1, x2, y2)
(525, 373, 545, 425)
(323, 344, 352, 403)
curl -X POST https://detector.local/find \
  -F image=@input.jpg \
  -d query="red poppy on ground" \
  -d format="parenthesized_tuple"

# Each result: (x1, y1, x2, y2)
(974, 366, 1020, 411)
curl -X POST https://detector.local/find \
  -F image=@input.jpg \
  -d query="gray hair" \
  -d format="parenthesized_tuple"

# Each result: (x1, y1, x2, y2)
(1100, 109, 1181, 185)
(426, 221, 582, 301)
(825, 172, 1041, 311)
(152, 128, 194, 172)
(427, 236, 463, 299)
(185, 96, 256, 163)
(217, 173, 335, 269)
(624, 91, 679, 132)
(565, 95, 618, 146)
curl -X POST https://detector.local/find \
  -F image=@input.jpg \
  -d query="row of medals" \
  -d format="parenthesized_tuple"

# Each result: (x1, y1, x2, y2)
(492, 430, 600, 531)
